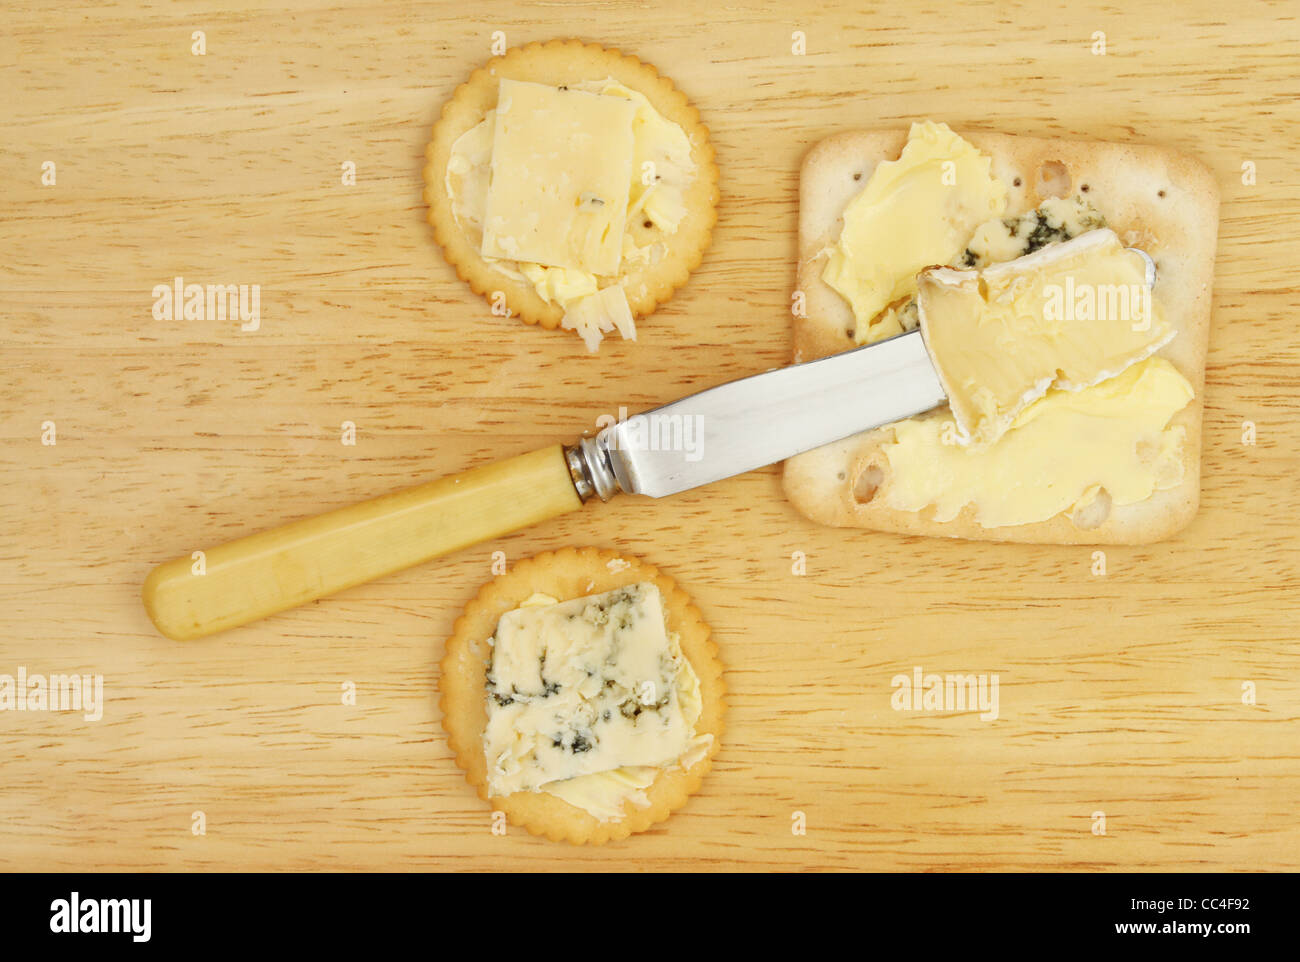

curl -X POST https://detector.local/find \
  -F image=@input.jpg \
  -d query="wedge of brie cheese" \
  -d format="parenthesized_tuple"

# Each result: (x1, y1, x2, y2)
(918, 228, 1175, 447)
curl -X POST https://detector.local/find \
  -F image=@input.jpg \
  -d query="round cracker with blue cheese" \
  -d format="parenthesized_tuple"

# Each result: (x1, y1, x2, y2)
(423, 40, 719, 348)
(439, 547, 725, 845)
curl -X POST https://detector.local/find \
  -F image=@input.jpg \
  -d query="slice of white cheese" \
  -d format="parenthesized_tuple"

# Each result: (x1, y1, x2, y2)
(480, 79, 637, 276)
(444, 77, 699, 350)
(483, 582, 696, 798)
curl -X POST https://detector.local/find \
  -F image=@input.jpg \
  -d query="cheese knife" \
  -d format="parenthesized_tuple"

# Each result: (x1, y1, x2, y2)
(142, 330, 946, 639)
(144, 240, 1157, 640)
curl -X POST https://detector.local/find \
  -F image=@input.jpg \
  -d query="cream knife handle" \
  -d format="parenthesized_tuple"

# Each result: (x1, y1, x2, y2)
(142, 445, 584, 640)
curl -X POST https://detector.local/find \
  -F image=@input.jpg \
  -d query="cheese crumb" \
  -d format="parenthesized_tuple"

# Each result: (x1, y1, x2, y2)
(561, 284, 637, 352)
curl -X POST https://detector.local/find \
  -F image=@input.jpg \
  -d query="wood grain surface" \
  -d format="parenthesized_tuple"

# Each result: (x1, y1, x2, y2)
(2, 0, 1298, 872)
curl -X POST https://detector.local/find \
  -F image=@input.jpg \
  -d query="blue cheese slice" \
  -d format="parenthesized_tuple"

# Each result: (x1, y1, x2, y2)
(483, 583, 699, 801)
(960, 195, 1106, 270)
(480, 79, 637, 276)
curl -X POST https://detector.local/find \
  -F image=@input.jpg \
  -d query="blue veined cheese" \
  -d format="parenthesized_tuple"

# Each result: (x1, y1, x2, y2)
(483, 583, 708, 819)
(959, 195, 1106, 269)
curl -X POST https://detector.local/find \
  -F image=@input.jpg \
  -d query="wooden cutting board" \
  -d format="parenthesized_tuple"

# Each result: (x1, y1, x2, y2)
(2, 0, 1297, 872)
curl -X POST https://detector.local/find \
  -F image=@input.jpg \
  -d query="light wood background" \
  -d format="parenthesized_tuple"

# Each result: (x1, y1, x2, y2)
(2, 0, 1297, 872)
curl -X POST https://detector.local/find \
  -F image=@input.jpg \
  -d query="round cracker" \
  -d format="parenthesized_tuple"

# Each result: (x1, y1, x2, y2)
(439, 547, 725, 844)
(422, 39, 719, 335)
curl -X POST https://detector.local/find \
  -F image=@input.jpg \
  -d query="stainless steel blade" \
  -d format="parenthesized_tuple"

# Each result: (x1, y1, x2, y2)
(598, 328, 947, 498)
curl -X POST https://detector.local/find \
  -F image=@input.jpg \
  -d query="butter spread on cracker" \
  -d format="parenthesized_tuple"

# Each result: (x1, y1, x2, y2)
(483, 583, 710, 822)
(823, 120, 1008, 345)
(446, 77, 696, 351)
(880, 357, 1194, 528)
(919, 228, 1175, 447)
(820, 121, 1197, 530)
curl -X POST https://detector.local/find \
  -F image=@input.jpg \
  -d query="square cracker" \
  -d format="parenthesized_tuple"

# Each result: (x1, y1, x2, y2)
(783, 127, 1220, 544)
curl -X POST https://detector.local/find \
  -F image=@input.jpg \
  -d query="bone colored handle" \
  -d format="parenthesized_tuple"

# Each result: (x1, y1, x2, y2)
(143, 445, 583, 640)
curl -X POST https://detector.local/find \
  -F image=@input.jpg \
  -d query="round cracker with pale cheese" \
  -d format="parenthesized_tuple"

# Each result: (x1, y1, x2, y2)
(423, 39, 719, 337)
(440, 547, 725, 845)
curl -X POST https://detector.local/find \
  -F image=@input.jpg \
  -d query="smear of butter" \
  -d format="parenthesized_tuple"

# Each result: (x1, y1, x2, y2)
(598, 80, 694, 234)
(881, 357, 1194, 528)
(919, 228, 1175, 448)
(519, 263, 599, 307)
(823, 120, 1008, 344)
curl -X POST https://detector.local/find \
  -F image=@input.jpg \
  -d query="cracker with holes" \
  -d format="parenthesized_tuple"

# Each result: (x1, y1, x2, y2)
(784, 121, 1219, 544)
(423, 39, 719, 351)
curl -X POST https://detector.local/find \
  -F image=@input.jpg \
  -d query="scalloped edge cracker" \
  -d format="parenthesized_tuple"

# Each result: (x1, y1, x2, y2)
(439, 547, 725, 845)
(785, 127, 1219, 545)
(423, 39, 719, 337)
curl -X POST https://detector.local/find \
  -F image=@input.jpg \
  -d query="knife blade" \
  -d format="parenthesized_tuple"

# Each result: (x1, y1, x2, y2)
(585, 328, 946, 500)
